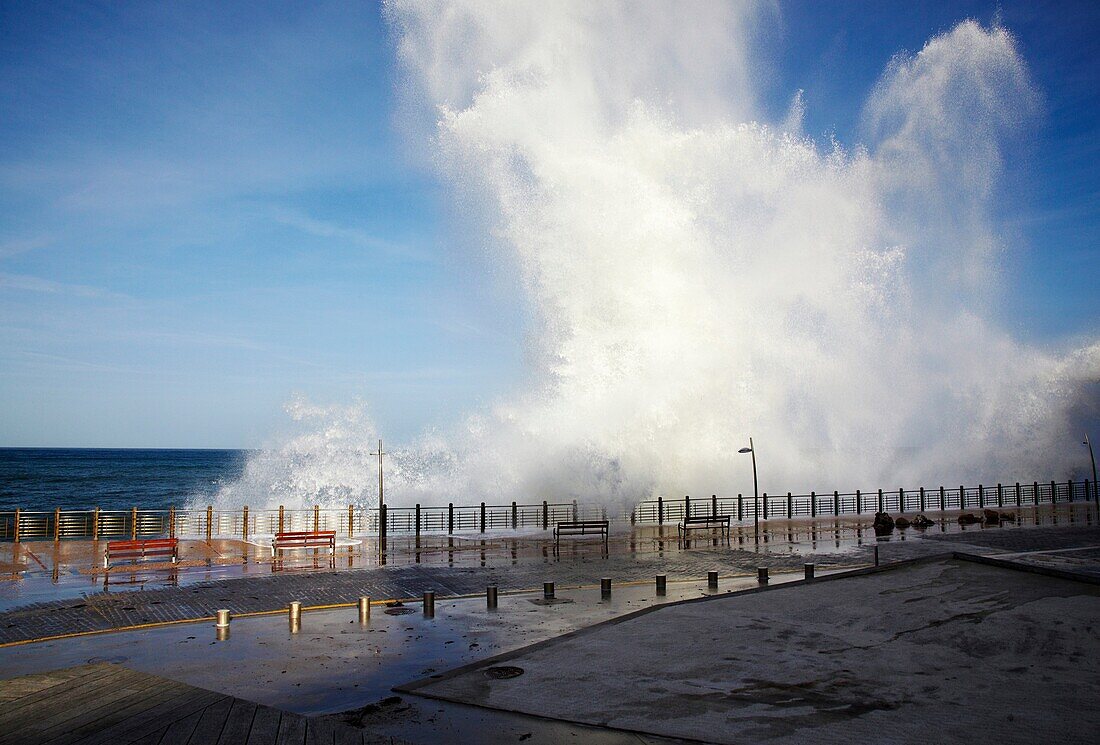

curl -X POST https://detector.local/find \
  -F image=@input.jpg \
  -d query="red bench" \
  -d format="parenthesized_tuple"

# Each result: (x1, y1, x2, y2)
(103, 537, 178, 568)
(272, 530, 337, 557)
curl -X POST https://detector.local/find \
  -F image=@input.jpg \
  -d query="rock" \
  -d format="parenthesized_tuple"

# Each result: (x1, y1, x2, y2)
(911, 514, 935, 528)
(983, 509, 1000, 525)
(958, 513, 981, 525)
(895, 517, 911, 529)
(873, 512, 895, 535)
(1000, 511, 1016, 522)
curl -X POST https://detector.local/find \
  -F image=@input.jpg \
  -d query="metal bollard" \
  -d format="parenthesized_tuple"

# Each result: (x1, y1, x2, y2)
(289, 601, 302, 633)
(423, 591, 435, 618)
(487, 585, 498, 609)
(655, 574, 666, 595)
(543, 582, 555, 600)
(215, 609, 231, 640)
(707, 571, 719, 589)
(757, 567, 769, 585)
(600, 578, 612, 598)
(874, 545, 880, 566)
(358, 596, 371, 624)
(804, 563, 815, 580)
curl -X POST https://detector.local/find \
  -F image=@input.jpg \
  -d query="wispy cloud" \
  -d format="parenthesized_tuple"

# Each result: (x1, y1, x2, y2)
(0, 272, 130, 301)
(0, 235, 52, 260)
(273, 210, 433, 263)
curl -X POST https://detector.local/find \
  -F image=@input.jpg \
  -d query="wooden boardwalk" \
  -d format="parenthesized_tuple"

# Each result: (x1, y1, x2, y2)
(0, 663, 383, 744)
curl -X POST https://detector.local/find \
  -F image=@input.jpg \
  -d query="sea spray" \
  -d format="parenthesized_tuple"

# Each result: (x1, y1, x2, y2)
(200, 3, 1098, 512)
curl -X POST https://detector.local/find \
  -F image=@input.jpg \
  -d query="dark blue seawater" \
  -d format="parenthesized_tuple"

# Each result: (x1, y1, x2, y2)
(0, 448, 247, 512)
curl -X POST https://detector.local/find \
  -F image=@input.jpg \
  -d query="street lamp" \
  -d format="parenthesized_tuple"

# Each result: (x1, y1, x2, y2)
(738, 437, 759, 544)
(1085, 434, 1097, 508)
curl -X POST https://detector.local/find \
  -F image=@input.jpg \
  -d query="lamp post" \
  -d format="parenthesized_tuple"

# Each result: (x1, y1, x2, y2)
(1085, 434, 1098, 509)
(738, 437, 759, 544)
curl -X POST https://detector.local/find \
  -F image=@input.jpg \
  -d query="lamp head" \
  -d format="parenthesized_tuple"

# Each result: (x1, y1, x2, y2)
(738, 447, 752, 454)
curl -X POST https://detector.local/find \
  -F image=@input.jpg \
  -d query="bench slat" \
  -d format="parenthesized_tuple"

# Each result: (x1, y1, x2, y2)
(105, 538, 179, 568)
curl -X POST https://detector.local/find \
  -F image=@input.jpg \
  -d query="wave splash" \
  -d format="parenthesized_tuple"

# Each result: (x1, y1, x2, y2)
(200, 4, 1099, 512)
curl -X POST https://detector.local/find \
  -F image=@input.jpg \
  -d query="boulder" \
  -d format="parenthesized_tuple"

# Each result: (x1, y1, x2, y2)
(958, 513, 981, 525)
(895, 516, 911, 529)
(983, 509, 1000, 525)
(873, 512, 895, 535)
(911, 514, 935, 528)
(1000, 511, 1016, 523)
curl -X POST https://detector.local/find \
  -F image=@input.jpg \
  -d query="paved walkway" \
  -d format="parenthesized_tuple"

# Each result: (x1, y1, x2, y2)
(402, 555, 1100, 744)
(3, 516, 1097, 647)
(0, 662, 388, 745)
(0, 543, 864, 645)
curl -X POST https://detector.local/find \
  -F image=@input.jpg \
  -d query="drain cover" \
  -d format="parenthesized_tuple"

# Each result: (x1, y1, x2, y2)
(384, 607, 416, 616)
(484, 666, 524, 680)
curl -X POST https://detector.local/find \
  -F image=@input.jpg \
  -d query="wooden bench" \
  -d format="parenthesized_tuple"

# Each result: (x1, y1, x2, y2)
(272, 530, 337, 556)
(553, 520, 609, 552)
(103, 537, 178, 568)
(678, 515, 731, 541)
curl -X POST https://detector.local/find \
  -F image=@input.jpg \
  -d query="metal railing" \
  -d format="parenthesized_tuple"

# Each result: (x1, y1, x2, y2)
(631, 479, 1096, 524)
(0, 478, 1094, 542)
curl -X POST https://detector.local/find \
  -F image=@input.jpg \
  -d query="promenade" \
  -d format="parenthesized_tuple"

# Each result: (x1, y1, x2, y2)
(0, 506, 1097, 743)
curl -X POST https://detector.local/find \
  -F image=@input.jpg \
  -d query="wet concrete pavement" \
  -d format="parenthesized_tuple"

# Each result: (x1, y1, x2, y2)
(1, 508, 1098, 743)
(405, 556, 1100, 744)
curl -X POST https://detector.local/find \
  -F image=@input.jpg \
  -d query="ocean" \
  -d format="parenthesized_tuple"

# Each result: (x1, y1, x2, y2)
(0, 448, 247, 512)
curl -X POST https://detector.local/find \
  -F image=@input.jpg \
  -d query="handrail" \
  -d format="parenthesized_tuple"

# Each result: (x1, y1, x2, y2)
(0, 478, 1093, 541)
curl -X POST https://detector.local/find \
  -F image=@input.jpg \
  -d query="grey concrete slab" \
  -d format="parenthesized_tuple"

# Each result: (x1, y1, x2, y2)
(403, 557, 1100, 744)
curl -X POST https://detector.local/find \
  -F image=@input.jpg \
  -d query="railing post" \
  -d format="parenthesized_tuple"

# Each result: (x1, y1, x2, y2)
(348, 504, 355, 538)
(737, 494, 743, 521)
(1016, 481, 1021, 507)
(1033, 481, 1039, 506)
(206, 505, 213, 541)
(787, 492, 793, 517)
(919, 487, 925, 512)
(712, 494, 718, 518)
(572, 499, 578, 521)
(313, 505, 320, 533)
(855, 489, 861, 514)
(762, 493, 768, 520)
(960, 485, 966, 510)
(131, 506, 137, 540)
(54, 507, 60, 542)
(415, 503, 421, 535)
(877, 489, 883, 513)
(657, 496, 664, 524)
(542, 500, 548, 530)
(480, 502, 486, 533)
(448, 502, 454, 533)
(898, 488, 905, 513)
(12, 507, 19, 544)
(833, 490, 839, 516)
(685, 495, 691, 519)
(997, 483, 1003, 508)
(278, 505, 285, 534)
(978, 484, 984, 509)
(379, 504, 387, 545)
(242, 505, 249, 541)
(940, 486, 945, 512)
(1068, 479, 1075, 503)
(811, 491, 817, 518)
(512, 501, 518, 529)
(92, 507, 99, 540)
(1051, 480, 1057, 505)
(169, 506, 176, 539)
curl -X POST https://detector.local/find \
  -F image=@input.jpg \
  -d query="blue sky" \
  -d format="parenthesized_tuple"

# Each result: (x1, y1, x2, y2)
(0, 0, 1096, 448)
